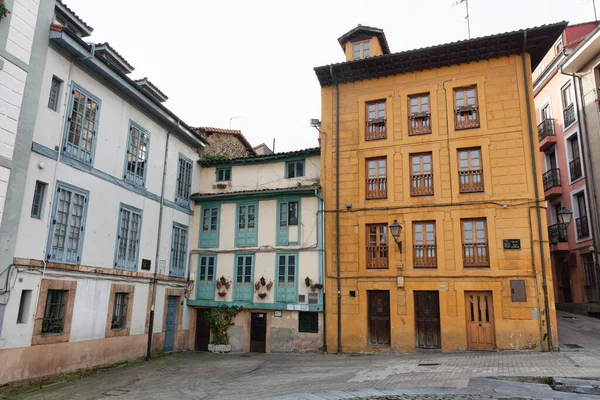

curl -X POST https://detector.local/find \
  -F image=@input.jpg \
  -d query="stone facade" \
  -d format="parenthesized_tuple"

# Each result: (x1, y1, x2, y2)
(197, 128, 256, 159)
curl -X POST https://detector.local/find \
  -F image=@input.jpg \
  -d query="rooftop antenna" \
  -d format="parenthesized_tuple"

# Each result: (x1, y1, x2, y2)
(272, 138, 275, 153)
(452, 0, 471, 39)
(229, 115, 242, 129)
(594, 0, 598, 23)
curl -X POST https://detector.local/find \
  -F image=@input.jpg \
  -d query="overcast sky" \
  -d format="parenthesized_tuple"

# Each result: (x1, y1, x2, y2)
(64, 0, 597, 152)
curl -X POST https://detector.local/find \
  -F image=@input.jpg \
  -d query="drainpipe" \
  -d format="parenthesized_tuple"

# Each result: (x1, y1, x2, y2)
(560, 66, 600, 297)
(315, 189, 326, 353)
(522, 31, 553, 351)
(329, 66, 342, 354)
(147, 128, 172, 360)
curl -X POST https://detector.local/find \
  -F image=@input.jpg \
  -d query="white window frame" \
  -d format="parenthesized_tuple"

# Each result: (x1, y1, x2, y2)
(123, 121, 150, 187)
(114, 204, 142, 271)
(570, 186, 592, 243)
(564, 129, 585, 184)
(559, 79, 577, 131)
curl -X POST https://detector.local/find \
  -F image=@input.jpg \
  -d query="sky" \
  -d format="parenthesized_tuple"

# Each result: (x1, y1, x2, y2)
(64, 0, 598, 152)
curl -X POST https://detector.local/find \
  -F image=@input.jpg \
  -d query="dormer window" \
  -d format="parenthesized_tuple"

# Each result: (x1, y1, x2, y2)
(353, 41, 371, 60)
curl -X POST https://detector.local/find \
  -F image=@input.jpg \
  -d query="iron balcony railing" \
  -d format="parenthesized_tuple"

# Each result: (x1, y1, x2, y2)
(563, 103, 576, 127)
(413, 245, 437, 267)
(570, 157, 582, 181)
(537, 118, 556, 141)
(367, 245, 388, 268)
(410, 174, 434, 196)
(462, 243, 489, 267)
(548, 223, 568, 245)
(576, 215, 590, 239)
(42, 317, 64, 335)
(542, 168, 561, 191)
(366, 178, 387, 199)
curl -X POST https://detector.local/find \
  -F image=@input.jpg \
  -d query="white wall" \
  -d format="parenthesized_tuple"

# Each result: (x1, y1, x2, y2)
(5, 0, 39, 64)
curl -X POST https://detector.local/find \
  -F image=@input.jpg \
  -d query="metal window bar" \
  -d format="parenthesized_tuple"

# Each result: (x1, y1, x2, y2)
(413, 245, 437, 267)
(48, 77, 60, 111)
(542, 168, 561, 191)
(576, 215, 590, 239)
(366, 178, 387, 199)
(548, 223, 568, 245)
(42, 290, 66, 335)
(462, 243, 489, 267)
(458, 170, 484, 193)
(31, 181, 45, 218)
(125, 126, 148, 186)
(563, 103, 576, 126)
(410, 173, 433, 196)
(537, 118, 555, 141)
(111, 293, 127, 329)
(570, 157, 582, 181)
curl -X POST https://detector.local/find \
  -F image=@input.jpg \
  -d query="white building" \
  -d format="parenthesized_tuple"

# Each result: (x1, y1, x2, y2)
(0, 1, 204, 384)
(188, 148, 324, 353)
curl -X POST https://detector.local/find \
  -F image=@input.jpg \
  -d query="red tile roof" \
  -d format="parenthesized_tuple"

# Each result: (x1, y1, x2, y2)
(134, 77, 169, 100)
(95, 42, 135, 71)
(56, 0, 93, 32)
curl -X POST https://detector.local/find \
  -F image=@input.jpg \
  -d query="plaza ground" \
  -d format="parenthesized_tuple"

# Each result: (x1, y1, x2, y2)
(8, 311, 600, 400)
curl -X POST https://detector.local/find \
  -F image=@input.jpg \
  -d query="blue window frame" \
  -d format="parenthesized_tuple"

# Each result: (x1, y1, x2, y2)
(234, 254, 254, 301)
(285, 160, 305, 178)
(216, 167, 231, 182)
(236, 202, 258, 247)
(175, 154, 193, 207)
(46, 182, 89, 265)
(197, 255, 216, 300)
(170, 223, 188, 277)
(31, 181, 46, 219)
(275, 253, 297, 303)
(199, 204, 220, 248)
(124, 122, 150, 187)
(276, 198, 300, 246)
(114, 204, 142, 271)
(63, 83, 100, 165)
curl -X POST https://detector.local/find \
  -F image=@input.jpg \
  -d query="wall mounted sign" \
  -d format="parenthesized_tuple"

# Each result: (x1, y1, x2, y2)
(274, 311, 282, 317)
(503, 239, 521, 250)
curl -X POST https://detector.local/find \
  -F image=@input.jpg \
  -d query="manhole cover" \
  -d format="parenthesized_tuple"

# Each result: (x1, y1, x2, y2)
(418, 363, 440, 366)
(563, 343, 584, 348)
(103, 389, 129, 396)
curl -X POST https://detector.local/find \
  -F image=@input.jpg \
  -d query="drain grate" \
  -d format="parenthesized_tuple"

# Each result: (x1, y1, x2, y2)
(418, 363, 440, 366)
(103, 389, 129, 396)
(563, 343, 584, 349)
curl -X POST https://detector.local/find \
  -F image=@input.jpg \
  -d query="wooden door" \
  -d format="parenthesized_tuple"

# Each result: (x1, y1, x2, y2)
(250, 312, 267, 353)
(195, 308, 210, 351)
(414, 291, 441, 349)
(164, 296, 177, 353)
(368, 291, 390, 345)
(465, 291, 496, 350)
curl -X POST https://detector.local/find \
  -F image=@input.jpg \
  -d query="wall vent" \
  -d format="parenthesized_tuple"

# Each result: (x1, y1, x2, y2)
(298, 294, 306, 303)
(308, 293, 318, 304)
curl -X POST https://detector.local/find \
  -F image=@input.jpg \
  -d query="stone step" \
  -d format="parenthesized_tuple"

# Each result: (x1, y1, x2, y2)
(552, 377, 600, 395)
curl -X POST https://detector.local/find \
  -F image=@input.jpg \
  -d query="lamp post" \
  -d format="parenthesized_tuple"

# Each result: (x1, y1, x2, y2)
(557, 207, 573, 226)
(389, 220, 403, 253)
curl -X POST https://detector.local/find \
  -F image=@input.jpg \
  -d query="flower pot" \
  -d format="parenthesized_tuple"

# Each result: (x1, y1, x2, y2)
(215, 183, 227, 189)
(208, 344, 231, 353)
(266, 282, 273, 291)
(225, 283, 231, 290)
(305, 277, 312, 287)
(216, 282, 221, 290)
(219, 276, 228, 285)
(314, 283, 323, 289)
(217, 291, 227, 297)
(260, 276, 266, 285)
(258, 292, 267, 299)
(311, 285, 316, 292)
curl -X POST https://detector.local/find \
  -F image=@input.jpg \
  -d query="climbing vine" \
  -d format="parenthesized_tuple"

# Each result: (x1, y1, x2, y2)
(0, 2, 10, 21)
(205, 305, 244, 345)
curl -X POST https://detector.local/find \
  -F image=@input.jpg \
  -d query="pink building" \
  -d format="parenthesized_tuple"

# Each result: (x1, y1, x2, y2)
(533, 22, 600, 314)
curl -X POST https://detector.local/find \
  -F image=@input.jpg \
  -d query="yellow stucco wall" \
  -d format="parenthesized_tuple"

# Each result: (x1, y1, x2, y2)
(320, 54, 558, 353)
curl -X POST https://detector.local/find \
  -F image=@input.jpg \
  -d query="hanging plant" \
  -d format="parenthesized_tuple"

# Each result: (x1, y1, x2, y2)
(216, 281, 222, 290)
(0, 2, 10, 21)
(254, 282, 261, 291)
(217, 291, 227, 297)
(305, 276, 312, 287)
(219, 276, 229, 285)
(311, 284, 316, 292)
(314, 283, 323, 290)
(266, 281, 273, 291)
(258, 292, 267, 299)
(260, 276, 266, 286)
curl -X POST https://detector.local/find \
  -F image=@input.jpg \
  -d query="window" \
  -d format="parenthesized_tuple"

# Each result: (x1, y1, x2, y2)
(31, 181, 46, 219)
(410, 153, 433, 196)
(170, 223, 188, 277)
(562, 83, 576, 127)
(458, 148, 484, 193)
(298, 312, 319, 333)
(366, 157, 387, 199)
(111, 292, 128, 330)
(367, 224, 388, 268)
(366, 100, 386, 140)
(276, 253, 297, 302)
(286, 160, 305, 178)
(42, 289, 67, 335)
(46, 182, 89, 264)
(124, 123, 149, 186)
(352, 41, 370, 60)
(408, 93, 431, 135)
(47, 76, 61, 111)
(454, 86, 479, 130)
(538, 104, 555, 141)
(234, 254, 254, 301)
(63, 85, 100, 165)
(197, 255, 216, 300)
(16, 290, 32, 324)
(175, 155, 193, 207)
(216, 167, 231, 182)
(555, 41, 563, 55)
(461, 219, 489, 267)
(199, 204, 220, 248)
(413, 222, 436, 268)
(541, 104, 551, 121)
(277, 200, 300, 246)
(236, 203, 258, 247)
(115, 205, 142, 271)
(575, 192, 590, 239)
(568, 135, 582, 181)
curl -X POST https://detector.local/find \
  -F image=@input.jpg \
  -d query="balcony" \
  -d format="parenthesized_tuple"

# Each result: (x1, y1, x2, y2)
(542, 168, 562, 201)
(463, 243, 490, 267)
(538, 119, 556, 151)
(455, 106, 480, 130)
(459, 170, 484, 193)
(576, 215, 590, 239)
(366, 118, 386, 141)
(548, 223, 568, 252)
(410, 174, 434, 196)
(366, 178, 387, 199)
(570, 157, 582, 181)
(408, 113, 432, 135)
(367, 246, 388, 268)
(563, 103, 576, 127)
(413, 245, 437, 268)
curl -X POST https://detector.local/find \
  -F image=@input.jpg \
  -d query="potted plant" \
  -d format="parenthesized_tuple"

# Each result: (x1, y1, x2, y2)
(215, 183, 227, 189)
(310, 284, 316, 292)
(205, 305, 244, 353)
(217, 291, 227, 297)
(260, 276, 266, 285)
(258, 292, 267, 299)
(0, 2, 10, 21)
(314, 283, 323, 290)
(216, 281, 222, 290)
(305, 276, 312, 287)
(254, 282, 261, 291)
(266, 280, 273, 291)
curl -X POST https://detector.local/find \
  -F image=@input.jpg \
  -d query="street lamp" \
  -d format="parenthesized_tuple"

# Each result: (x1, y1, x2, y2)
(389, 220, 403, 253)
(557, 207, 573, 226)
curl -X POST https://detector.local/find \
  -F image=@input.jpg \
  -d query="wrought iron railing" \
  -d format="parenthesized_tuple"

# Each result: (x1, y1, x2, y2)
(570, 157, 582, 181)
(548, 223, 568, 245)
(542, 168, 561, 191)
(576, 215, 590, 239)
(537, 118, 555, 141)
(408, 113, 432, 135)
(563, 103, 576, 126)
(455, 106, 480, 130)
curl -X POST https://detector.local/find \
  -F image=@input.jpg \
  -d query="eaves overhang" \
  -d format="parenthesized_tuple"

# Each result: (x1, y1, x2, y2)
(49, 29, 205, 148)
(562, 26, 600, 73)
(191, 184, 321, 202)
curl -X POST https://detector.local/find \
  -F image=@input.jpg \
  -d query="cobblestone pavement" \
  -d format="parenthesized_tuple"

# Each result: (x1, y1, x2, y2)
(13, 311, 600, 400)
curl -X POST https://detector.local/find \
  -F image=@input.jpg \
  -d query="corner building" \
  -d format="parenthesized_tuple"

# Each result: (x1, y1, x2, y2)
(315, 24, 564, 352)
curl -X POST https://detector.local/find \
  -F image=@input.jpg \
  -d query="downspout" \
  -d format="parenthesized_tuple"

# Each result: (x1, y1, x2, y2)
(147, 128, 172, 360)
(522, 31, 553, 351)
(329, 65, 342, 354)
(315, 189, 326, 353)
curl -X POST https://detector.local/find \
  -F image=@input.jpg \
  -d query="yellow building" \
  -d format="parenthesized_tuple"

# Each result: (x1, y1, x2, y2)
(315, 24, 565, 353)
